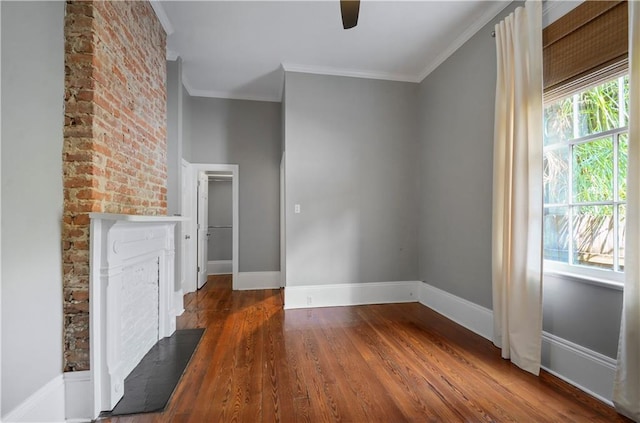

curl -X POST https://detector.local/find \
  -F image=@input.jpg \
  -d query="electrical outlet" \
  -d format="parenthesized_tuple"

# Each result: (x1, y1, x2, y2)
(306, 296, 312, 306)
(295, 204, 301, 214)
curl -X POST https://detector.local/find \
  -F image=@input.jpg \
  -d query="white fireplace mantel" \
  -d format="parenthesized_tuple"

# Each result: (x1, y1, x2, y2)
(89, 213, 187, 418)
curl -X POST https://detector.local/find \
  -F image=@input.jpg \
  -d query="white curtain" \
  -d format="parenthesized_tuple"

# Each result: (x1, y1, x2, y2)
(492, 0, 543, 375)
(613, 2, 640, 421)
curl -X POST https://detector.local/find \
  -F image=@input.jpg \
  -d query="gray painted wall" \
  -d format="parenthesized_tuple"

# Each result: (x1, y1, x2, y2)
(181, 79, 192, 162)
(188, 97, 281, 272)
(208, 180, 233, 261)
(1, 1, 65, 414)
(167, 59, 183, 290)
(417, 5, 513, 309)
(418, 1, 622, 358)
(543, 275, 622, 358)
(167, 59, 181, 216)
(283, 72, 419, 286)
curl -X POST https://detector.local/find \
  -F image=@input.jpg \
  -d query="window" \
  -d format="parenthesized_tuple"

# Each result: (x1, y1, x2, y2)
(543, 75, 629, 277)
(541, 0, 628, 282)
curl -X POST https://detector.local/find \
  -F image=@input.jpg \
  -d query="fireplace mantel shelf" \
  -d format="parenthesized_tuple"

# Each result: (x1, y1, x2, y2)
(89, 213, 189, 222)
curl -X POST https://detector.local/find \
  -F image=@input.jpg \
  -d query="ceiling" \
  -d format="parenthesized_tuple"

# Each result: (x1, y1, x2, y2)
(155, 1, 510, 102)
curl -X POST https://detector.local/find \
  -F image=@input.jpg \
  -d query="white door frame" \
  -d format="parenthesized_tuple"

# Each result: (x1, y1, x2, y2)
(196, 171, 209, 289)
(181, 159, 197, 294)
(280, 152, 286, 288)
(189, 163, 239, 290)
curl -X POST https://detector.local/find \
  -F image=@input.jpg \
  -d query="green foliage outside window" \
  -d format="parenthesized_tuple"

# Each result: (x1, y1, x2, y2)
(543, 76, 628, 271)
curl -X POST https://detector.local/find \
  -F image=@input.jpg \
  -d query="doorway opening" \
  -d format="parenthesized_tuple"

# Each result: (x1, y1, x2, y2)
(183, 163, 239, 292)
(206, 173, 233, 279)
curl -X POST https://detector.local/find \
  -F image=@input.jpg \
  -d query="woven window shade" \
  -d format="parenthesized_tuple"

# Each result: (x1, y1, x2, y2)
(543, 0, 628, 101)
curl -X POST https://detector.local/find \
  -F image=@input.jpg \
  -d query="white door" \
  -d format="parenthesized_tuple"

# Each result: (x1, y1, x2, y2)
(181, 160, 196, 293)
(197, 172, 209, 289)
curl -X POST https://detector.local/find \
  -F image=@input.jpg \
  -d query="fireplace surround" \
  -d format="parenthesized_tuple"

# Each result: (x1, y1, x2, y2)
(89, 213, 186, 417)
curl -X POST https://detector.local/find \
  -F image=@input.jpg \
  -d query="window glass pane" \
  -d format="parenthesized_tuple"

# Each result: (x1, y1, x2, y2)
(544, 147, 569, 204)
(619, 133, 628, 201)
(544, 98, 573, 145)
(543, 75, 627, 276)
(544, 207, 569, 263)
(623, 75, 629, 126)
(573, 137, 613, 202)
(573, 205, 614, 269)
(577, 79, 621, 137)
(619, 204, 625, 271)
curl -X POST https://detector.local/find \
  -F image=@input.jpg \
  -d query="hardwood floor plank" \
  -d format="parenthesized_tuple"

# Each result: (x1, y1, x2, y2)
(349, 306, 471, 422)
(103, 276, 631, 423)
(314, 310, 411, 422)
(261, 290, 299, 422)
(363, 304, 530, 422)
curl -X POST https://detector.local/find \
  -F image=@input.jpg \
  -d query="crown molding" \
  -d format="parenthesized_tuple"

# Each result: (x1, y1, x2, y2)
(417, 1, 510, 82)
(281, 63, 421, 84)
(189, 89, 281, 103)
(150, 0, 174, 36)
(181, 74, 280, 103)
(166, 50, 179, 61)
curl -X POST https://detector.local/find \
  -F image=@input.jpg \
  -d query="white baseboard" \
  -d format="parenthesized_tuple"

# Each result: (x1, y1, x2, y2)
(3, 374, 66, 422)
(417, 281, 616, 404)
(207, 260, 232, 275)
(284, 281, 420, 309)
(541, 332, 616, 404)
(63, 371, 91, 422)
(173, 288, 185, 316)
(418, 282, 493, 340)
(237, 271, 282, 290)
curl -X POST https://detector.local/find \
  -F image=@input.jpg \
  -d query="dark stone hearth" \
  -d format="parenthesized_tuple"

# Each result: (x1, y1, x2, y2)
(101, 328, 205, 417)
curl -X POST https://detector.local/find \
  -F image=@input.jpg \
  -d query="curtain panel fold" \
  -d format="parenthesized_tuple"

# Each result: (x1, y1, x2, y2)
(613, 2, 640, 421)
(492, 0, 543, 375)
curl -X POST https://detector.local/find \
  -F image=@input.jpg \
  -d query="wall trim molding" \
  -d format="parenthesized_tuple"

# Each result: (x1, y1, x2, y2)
(284, 281, 420, 309)
(417, 1, 510, 82)
(541, 332, 616, 405)
(173, 288, 185, 317)
(207, 260, 232, 275)
(237, 271, 282, 291)
(64, 371, 92, 422)
(417, 281, 616, 404)
(166, 49, 179, 61)
(181, 74, 280, 103)
(282, 63, 420, 84)
(3, 374, 66, 422)
(418, 282, 493, 340)
(149, 0, 174, 36)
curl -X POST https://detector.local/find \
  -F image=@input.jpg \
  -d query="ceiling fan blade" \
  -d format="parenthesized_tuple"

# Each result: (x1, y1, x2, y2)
(340, 0, 360, 29)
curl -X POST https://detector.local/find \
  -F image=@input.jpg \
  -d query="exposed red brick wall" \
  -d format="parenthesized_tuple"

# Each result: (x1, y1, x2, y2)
(63, 0, 167, 371)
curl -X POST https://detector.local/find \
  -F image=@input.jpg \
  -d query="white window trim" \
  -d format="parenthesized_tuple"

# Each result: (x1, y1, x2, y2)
(544, 260, 624, 290)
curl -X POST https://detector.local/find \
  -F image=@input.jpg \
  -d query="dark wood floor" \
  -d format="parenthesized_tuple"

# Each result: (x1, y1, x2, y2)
(104, 275, 630, 422)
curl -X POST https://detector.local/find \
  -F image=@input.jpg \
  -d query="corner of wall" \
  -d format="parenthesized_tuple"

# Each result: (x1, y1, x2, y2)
(2, 375, 66, 423)
(417, 281, 617, 404)
(284, 281, 421, 309)
(1, 371, 94, 423)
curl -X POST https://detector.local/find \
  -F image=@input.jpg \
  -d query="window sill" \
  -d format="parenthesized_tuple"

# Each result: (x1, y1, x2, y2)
(543, 268, 624, 291)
